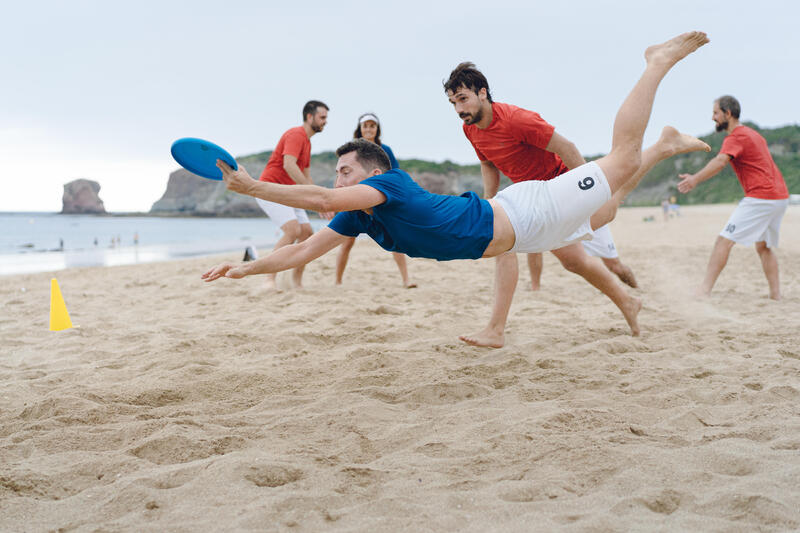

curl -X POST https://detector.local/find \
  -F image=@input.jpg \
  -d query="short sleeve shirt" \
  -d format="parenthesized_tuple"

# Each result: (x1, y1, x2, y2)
(381, 143, 399, 169)
(259, 126, 311, 185)
(463, 102, 569, 182)
(327, 169, 494, 261)
(720, 125, 788, 199)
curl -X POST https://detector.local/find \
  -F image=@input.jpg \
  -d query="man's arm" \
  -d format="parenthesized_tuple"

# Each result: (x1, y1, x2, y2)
(480, 160, 501, 198)
(202, 227, 349, 282)
(677, 153, 731, 193)
(217, 160, 385, 213)
(283, 154, 313, 185)
(545, 131, 586, 170)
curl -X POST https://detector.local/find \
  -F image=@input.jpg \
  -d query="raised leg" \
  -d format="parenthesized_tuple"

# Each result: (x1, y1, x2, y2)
(591, 126, 710, 230)
(596, 32, 709, 194)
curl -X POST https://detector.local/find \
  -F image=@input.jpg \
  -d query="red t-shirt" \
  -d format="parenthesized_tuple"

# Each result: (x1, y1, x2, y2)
(463, 102, 569, 182)
(259, 126, 311, 185)
(720, 125, 788, 200)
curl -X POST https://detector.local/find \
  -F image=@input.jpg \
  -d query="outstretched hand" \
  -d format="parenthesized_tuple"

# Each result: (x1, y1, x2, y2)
(676, 173, 696, 194)
(217, 160, 256, 196)
(201, 261, 247, 282)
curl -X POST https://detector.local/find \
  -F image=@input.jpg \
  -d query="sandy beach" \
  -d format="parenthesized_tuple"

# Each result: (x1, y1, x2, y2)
(2, 203, 799, 532)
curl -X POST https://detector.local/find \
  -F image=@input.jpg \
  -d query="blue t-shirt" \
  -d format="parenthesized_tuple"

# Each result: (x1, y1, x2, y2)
(381, 143, 399, 170)
(328, 169, 494, 261)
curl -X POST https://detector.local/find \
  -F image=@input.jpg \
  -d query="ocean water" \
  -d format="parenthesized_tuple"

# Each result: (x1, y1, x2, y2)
(0, 213, 327, 276)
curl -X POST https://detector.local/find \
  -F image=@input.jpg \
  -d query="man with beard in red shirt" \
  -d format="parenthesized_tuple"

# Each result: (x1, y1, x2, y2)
(678, 95, 789, 299)
(445, 63, 640, 347)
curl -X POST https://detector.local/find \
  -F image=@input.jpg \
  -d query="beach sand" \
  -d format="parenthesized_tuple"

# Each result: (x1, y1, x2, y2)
(2, 204, 799, 532)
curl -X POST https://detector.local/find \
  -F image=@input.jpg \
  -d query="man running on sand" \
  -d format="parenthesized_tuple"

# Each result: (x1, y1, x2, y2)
(202, 32, 711, 344)
(445, 62, 640, 348)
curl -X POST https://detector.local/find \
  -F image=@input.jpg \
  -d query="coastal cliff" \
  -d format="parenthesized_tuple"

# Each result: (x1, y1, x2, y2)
(149, 150, 481, 217)
(149, 124, 799, 216)
(62, 179, 106, 214)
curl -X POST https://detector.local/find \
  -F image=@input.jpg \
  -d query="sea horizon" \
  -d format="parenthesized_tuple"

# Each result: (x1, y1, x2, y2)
(1, 212, 327, 276)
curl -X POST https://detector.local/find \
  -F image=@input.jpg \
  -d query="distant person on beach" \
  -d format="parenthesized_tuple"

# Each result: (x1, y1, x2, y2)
(677, 95, 789, 299)
(335, 113, 416, 288)
(201, 32, 710, 344)
(444, 61, 642, 347)
(256, 100, 329, 290)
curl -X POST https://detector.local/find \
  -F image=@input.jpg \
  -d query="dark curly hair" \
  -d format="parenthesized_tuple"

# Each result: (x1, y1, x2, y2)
(335, 138, 391, 173)
(443, 62, 493, 102)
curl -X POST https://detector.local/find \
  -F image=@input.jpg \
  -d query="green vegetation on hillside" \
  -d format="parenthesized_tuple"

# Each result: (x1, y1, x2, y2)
(237, 123, 799, 206)
(617, 123, 800, 206)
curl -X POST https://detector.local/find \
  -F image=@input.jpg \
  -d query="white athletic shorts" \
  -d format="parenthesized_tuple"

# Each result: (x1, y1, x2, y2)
(256, 197, 310, 228)
(582, 224, 618, 258)
(720, 196, 788, 248)
(494, 161, 612, 253)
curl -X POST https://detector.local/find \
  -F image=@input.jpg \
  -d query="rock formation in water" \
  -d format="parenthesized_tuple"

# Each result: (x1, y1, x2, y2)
(61, 179, 107, 214)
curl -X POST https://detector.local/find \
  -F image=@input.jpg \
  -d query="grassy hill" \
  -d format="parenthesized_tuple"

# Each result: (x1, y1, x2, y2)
(615, 123, 800, 206)
(237, 123, 799, 206)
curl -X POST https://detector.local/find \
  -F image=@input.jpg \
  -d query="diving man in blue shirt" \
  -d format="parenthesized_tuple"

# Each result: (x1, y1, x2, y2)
(202, 32, 711, 341)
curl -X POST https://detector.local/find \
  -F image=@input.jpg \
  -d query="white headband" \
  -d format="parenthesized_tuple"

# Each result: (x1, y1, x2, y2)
(359, 113, 380, 125)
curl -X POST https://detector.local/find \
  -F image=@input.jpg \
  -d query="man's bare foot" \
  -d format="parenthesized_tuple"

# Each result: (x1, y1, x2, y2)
(529, 282, 541, 291)
(404, 281, 418, 289)
(459, 327, 505, 348)
(644, 31, 709, 69)
(621, 296, 642, 336)
(659, 126, 711, 157)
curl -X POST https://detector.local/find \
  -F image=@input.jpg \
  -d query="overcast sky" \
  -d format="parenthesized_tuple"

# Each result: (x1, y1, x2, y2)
(2, 0, 798, 212)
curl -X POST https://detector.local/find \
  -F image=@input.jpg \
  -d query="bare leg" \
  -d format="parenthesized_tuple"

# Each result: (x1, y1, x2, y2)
(527, 253, 543, 291)
(596, 31, 709, 194)
(552, 244, 641, 336)
(459, 252, 517, 348)
(392, 253, 417, 288)
(592, 126, 710, 229)
(602, 257, 638, 288)
(335, 237, 356, 285)
(755, 241, 781, 300)
(699, 235, 735, 296)
(290, 223, 314, 288)
(266, 220, 304, 291)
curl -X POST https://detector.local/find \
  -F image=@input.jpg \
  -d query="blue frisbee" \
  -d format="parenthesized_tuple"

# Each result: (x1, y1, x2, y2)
(171, 137, 238, 180)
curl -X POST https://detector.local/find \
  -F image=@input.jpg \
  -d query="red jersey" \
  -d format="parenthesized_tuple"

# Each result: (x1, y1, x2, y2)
(259, 126, 311, 185)
(720, 125, 788, 200)
(463, 102, 569, 182)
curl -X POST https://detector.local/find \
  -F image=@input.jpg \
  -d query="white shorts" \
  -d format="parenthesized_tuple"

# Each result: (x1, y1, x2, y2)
(256, 197, 310, 228)
(582, 224, 618, 258)
(720, 197, 788, 248)
(494, 161, 612, 253)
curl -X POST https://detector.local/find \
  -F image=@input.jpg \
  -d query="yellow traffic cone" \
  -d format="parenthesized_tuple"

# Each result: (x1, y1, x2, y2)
(49, 278, 74, 331)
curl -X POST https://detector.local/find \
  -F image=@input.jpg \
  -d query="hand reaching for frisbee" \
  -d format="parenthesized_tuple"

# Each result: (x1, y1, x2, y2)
(216, 160, 257, 196)
(201, 261, 247, 282)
